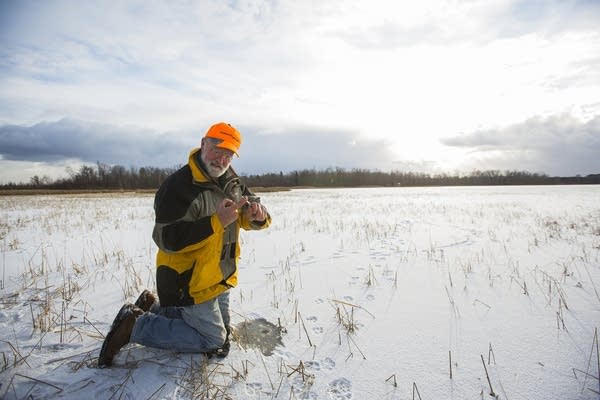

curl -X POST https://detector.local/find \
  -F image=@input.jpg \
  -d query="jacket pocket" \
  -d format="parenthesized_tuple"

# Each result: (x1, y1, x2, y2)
(156, 264, 195, 307)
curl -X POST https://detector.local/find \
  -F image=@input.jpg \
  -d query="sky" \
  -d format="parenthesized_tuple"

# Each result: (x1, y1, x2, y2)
(1, 0, 599, 183)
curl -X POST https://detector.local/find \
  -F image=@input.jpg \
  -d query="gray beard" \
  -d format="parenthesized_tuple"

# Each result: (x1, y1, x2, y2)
(198, 149, 228, 178)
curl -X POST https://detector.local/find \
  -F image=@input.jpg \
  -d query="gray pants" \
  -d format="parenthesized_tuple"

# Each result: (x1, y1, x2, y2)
(130, 291, 230, 353)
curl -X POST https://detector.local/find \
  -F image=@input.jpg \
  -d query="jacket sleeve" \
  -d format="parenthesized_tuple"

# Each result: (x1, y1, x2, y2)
(152, 169, 224, 253)
(240, 210, 272, 230)
(153, 214, 224, 253)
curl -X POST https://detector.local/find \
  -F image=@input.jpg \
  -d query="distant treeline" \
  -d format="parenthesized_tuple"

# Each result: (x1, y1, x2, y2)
(243, 168, 600, 187)
(1, 162, 599, 191)
(2, 163, 177, 191)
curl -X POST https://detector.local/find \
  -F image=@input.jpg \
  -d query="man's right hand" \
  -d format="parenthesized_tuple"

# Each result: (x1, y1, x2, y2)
(216, 198, 248, 227)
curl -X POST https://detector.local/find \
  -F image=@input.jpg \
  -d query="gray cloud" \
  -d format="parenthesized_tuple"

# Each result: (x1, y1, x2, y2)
(497, 0, 600, 38)
(0, 118, 189, 167)
(441, 114, 600, 176)
(0, 119, 397, 179)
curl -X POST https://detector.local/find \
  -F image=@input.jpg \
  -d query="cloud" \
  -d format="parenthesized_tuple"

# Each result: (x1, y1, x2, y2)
(0, 119, 397, 182)
(236, 124, 396, 174)
(0, 1, 315, 130)
(441, 113, 600, 175)
(499, 0, 600, 38)
(0, 118, 189, 167)
(1, 1, 599, 180)
(330, 0, 600, 50)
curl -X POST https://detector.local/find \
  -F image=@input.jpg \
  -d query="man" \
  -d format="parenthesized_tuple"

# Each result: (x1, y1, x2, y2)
(98, 122, 271, 367)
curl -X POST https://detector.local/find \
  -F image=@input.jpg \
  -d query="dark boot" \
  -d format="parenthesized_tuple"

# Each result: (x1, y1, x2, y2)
(209, 325, 233, 358)
(98, 303, 143, 367)
(134, 289, 157, 312)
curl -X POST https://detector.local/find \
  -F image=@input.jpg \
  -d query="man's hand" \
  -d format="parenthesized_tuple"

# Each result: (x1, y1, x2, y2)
(243, 201, 267, 222)
(216, 198, 248, 227)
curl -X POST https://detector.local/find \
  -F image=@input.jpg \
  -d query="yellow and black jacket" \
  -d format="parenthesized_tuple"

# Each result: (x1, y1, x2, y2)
(152, 148, 271, 306)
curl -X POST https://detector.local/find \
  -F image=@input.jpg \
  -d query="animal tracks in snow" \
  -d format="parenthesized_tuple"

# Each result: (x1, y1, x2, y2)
(327, 378, 352, 399)
(304, 357, 336, 372)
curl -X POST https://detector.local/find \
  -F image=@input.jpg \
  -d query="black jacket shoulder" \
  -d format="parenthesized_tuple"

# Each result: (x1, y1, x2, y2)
(154, 165, 209, 223)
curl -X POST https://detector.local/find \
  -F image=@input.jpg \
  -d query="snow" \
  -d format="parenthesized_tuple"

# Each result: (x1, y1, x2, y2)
(1, 185, 599, 399)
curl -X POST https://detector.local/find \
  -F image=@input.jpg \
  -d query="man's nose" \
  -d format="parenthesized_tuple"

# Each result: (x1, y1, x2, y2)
(216, 154, 231, 164)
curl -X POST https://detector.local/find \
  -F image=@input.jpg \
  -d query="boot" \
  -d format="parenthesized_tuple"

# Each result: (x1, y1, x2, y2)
(209, 325, 234, 358)
(134, 289, 157, 312)
(98, 303, 143, 367)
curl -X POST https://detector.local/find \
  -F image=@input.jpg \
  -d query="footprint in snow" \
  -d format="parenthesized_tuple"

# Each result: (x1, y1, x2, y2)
(245, 382, 262, 396)
(304, 357, 335, 372)
(304, 360, 321, 371)
(327, 378, 352, 399)
(322, 357, 336, 370)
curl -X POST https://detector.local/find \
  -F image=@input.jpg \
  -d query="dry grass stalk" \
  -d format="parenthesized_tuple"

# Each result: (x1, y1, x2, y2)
(597, 328, 599, 397)
(346, 334, 366, 360)
(230, 365, 246, 382)
(488, 343, 496, 365)
(386, 373, 398, 387)
(329, 298, 375, 334)
(259, 352, 275, 391)
(474, 299, 491, 309)
(556, 298, 568, 331)
(147, 383, 167, 400)
(580, 327, 600, 395)
(286, 361, 308, 381)
(1, 339, 32, 369)
(297, 312, 313, 347)
(336, 305, 356, 334)
(572, 368, 599, 380)
(108, 369, 133, 400)
(274, 374, 285, 398)
(481, 354, 497, 398)
(175, 356, 233, 400)
(412, 382, 422, 400)
(329, 298, 373, 315)
(510, 276, 529, 296)
(14, 373, 63, 395)
(364, 266, 377, 286)
(445, 286, 460, 317)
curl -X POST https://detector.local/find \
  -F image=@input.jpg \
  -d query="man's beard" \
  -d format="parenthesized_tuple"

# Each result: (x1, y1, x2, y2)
(200, 151, 229, 178)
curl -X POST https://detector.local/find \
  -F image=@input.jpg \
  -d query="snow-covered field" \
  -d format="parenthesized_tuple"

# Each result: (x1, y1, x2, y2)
(1, 186, 599, 399)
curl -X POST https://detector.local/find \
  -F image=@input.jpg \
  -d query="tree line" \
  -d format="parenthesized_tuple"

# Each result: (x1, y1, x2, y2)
(242, 168, 600, 187)
(1, 163, 599, 191)
(3, 162, 177, 191)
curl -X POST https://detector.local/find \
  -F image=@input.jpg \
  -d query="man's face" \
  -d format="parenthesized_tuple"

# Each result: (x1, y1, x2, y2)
(200, 138, 234, 178)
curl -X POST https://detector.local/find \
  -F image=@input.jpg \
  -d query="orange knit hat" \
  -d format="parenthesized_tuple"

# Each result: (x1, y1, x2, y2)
(204, 122, 242, 156)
